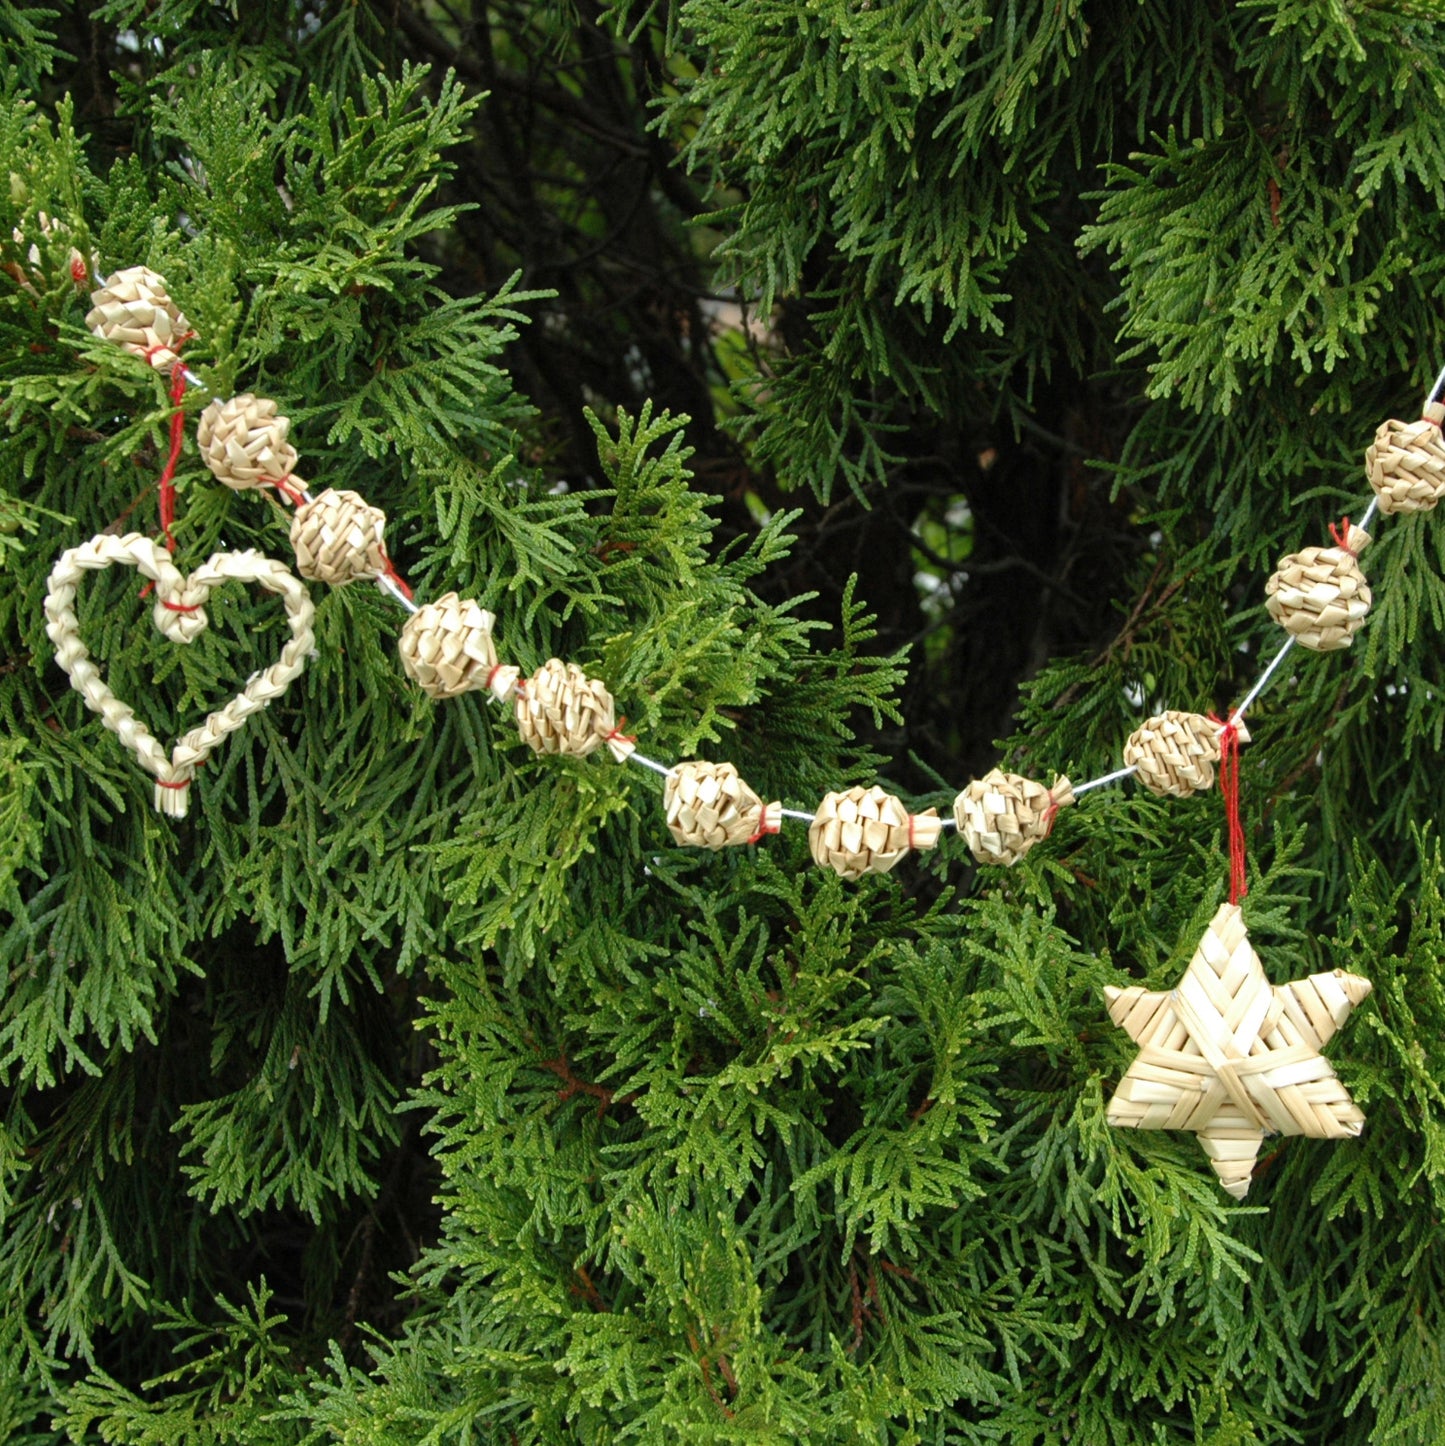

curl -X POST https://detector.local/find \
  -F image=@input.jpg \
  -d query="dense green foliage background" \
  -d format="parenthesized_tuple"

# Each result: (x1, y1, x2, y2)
(5, 1, 1445, 1441)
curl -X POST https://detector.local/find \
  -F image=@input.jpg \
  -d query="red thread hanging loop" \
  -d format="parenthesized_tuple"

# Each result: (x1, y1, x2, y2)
(1210, 714, 1248, 905)
(746, 810, 781, 846)
(1329, 516, 1358, 556)
(156, 365, 189, 552)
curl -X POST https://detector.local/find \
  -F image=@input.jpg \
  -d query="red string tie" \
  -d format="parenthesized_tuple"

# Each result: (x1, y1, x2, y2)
(160, 599, 199, 614)
(1041, 784, 1066, 838)
(606, 717, 637, 746)
(271, 474, 305, 507)
(746, 808, 781, 846)
(1209, 713, 1248, 905)
(379, 551, 413, 600)
(1329, 516, 1359, 557)
(141, 330, 195, 368)
(155, 777, 191, 791)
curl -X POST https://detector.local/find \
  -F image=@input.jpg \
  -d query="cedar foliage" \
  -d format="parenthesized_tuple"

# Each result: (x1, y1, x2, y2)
(4, 2, 1445, 1442)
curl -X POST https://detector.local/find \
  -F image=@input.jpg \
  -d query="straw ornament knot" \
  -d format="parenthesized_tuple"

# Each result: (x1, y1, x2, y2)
(1264, 526, 1372, 652)
(514, 659, 624, 759)
(664, 761, 780, 849)
(808, 785, 937, 880)
(1364, 415, 1445, 515)
(954, 770, 1075, 866)
(196, 394, 301, 494)
(290, 489, 389, 587)
(1104, 903, 1371, 1199)
(85, 266, 193, 371)
(397, 593, 500, 700)
(1123, 711, 1239, 798)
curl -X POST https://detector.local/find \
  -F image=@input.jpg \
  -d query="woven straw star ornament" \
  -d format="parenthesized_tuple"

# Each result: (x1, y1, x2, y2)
(1104, 904, 1371, 1198)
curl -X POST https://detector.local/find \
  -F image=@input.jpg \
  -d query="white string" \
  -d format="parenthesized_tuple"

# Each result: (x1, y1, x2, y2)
(1073, 764, 1138, 796)
(627, 751, 675, 778)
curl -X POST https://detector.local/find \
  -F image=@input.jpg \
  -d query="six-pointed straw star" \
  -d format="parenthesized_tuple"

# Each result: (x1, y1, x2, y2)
(1104, 903, 1373, 1198)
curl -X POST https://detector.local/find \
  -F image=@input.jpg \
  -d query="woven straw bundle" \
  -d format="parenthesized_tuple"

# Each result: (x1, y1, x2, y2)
(1264, 524, 1371, 651)
(515, 659, 631, 761)
(290, 489, 388, 587)
(397, 593, 499, 700)
(196, 394, 300, 493)
(954, 770, 1074, 866)
(1364, 414, 1445, 515)
(1123, 711, 1243, 798)
(85, 266, 192, 370)
(808, 786, 939, 880)
(664, 761, 780, 848)
(1104, 903, 1371, 1199)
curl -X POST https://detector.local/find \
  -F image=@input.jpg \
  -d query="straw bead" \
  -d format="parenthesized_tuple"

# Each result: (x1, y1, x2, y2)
(515, 659, 626, 760)
(808, 785, 937, 880)
(290, 489, 387, 586)
(664, 761, 780, 848)
(954, 770, 1073, 866)
(397, 592, 499, 699)
(196, 394, 299, 493)
(1365, 416, 1445, 515)
(86, 266, 193, 369)
(1264, 525, 1371, 652)
(1124, 711, 1224, 798)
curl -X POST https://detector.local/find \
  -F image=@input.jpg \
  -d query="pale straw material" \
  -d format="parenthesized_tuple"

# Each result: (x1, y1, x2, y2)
(196, 394, 300, 493)
(808, 785, 939, 880)
(664, 761, 781, 848)
(1104, 903, 1371, 1199)
(1364, 414, 1445, 514)
(10, 211, 100, 291)
(954, 770, 1074, 866)
(290, 488, 388, 586)
(1123, 711, 1248, 798)
(1264, 524, 1372, 652)
(43, 532, 315, 819)
(85, 266, 192, 370)
(514, 659, 632, 761)
(397, 593, 504, 700)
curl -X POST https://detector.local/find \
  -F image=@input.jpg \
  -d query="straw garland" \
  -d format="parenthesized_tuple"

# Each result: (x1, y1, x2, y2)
(44, 258, 1432, 1195)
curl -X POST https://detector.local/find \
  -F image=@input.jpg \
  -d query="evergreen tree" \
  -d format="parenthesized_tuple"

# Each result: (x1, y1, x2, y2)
(4, 3, 1445, 1442)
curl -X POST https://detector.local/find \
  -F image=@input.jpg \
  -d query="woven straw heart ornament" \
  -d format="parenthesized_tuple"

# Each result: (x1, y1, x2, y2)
(44, 533, 315, 818)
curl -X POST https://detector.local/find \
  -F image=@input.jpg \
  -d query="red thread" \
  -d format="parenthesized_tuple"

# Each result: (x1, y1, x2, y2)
(380, 551, 413, 600)
(1210, 714, 1248, 904)
(746, 809, 781, 846)
(70, 255, 88, 286)
(606, 717, 637, 749)
(160, 598, 199, 614)
(141, 330, 194, 368)
(271, 474, 304, 506)
(1042, 793, 1062, 837)
(485, 665, 508, 693)
(155, 366, 188, 552)
(155, 777, 190, 791)
(1329, 516, 1357, 556)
